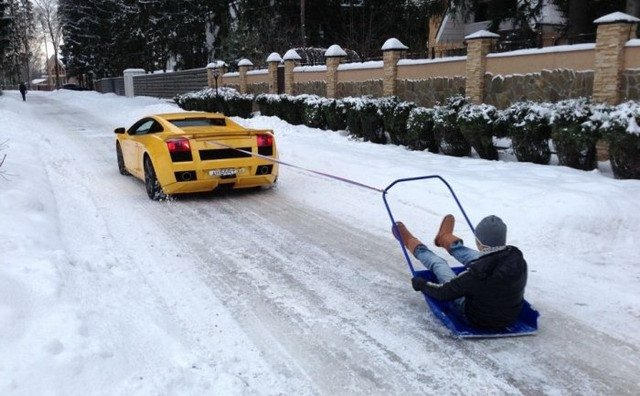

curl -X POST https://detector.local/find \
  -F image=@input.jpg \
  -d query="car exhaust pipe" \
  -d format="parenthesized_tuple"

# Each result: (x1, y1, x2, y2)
(257, 165, 272, 175)
(174, 171, 196, 182)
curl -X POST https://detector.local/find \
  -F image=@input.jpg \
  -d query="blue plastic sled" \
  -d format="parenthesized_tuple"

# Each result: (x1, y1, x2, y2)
(383, 175, 540, 339)
(416, 267, 539, 338)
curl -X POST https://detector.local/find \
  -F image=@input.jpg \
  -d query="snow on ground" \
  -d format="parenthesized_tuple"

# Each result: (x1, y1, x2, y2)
(1, 90, 639, 395)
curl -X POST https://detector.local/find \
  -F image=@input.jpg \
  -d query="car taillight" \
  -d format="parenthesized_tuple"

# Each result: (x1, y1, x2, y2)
(256, 134, 273, 147)
(166, 138, 191, 152)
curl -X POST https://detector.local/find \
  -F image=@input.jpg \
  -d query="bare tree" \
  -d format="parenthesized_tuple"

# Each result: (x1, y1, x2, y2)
(33, 0, 62, 88)
(0, 139, 9, 180)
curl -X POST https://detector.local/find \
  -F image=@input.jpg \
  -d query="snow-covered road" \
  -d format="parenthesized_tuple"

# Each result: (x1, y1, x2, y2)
(1, 90, 639, 395)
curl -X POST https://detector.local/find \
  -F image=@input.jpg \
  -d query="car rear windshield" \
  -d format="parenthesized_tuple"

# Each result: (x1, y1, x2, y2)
(170, 118, 226, 127)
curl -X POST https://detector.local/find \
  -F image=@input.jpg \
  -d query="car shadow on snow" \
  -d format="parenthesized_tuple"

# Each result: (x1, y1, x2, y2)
(161, 184, 278, 203)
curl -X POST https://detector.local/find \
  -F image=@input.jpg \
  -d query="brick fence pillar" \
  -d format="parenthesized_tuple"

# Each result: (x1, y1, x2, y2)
(325, 44, 347, 98)
(593, 12, 640, 105)
(464, 30, 500, 104)
(283, 49, 301, 95)
(266, 52, 282, 94)
(238, 58, 253, 94)
(123, 68, 145, 97)
(207, 61, 227, 89)
(382, 38, 408, 97)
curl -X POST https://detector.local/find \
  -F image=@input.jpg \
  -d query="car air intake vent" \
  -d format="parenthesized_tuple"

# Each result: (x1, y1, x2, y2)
(170, 152, 193, 162)
(199, 147, 251, 160)
(258, 146, 273, 156)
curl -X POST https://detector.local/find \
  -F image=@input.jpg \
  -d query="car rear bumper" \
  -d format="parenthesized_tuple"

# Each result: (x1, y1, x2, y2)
(163, 173, 277, 194)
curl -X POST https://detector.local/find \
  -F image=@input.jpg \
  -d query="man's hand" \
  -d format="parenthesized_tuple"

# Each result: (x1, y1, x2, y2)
(411, 277, 426, 292)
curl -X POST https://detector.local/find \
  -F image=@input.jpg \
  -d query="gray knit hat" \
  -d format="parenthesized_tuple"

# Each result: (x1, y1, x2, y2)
(475, 215, 507, 247)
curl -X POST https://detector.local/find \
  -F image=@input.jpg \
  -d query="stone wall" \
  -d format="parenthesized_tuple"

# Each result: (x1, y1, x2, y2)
(293, 81, 326, 97)
(484, 69, 594, 108)
(621, 69, 640, 101)
(247, 82, 270, 95)
(337, 80, 383, 98)
(133, 68, 208, 98)
(397, 77, 465, 107)
(95, 77, 125, 95)
(224, 84, 241, 92)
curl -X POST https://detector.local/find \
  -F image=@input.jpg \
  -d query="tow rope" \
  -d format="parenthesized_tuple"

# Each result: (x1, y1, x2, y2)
(204, 142, 477, 273)
(205, 140, 385, 193)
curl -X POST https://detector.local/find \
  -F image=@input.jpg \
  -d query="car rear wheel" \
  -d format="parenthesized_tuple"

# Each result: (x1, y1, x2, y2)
(144, 156, 166, 201)
(116, 143, 130, 175)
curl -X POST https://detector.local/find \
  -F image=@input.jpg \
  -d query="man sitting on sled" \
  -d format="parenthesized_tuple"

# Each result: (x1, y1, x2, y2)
(394, 215, 527, 330)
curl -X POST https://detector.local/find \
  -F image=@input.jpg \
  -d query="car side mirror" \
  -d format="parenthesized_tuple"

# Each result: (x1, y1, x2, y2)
(114, 127, 125, 134)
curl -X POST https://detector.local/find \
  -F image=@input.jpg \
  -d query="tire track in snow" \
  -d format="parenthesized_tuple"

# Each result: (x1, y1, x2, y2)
(28, 92, 640, 395)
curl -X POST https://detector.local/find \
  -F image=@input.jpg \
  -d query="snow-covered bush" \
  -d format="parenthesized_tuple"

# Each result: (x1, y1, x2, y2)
(342, 96, 386, 143)
(549, 98, 599, 170)
(278, 94, 307, 125)
(600, 101, 640, 179)
(301, 95, 328, 129)
(255, 93, 282, 117)
(433, 95, 471, 157)
(378, 97, 417, 146)
(174, 87, 254, 118)
(322, 98, 347, 131)
(499, 101, 552, 164)
(457, 103, 499, 160)
(405, 107, 438, 152)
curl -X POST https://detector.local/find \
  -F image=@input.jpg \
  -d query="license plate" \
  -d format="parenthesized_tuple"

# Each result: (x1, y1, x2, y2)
(209, 168, 244, 176)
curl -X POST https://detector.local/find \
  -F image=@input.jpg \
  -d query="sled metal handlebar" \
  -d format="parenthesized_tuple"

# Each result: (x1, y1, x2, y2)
(382, 175, 475, 276)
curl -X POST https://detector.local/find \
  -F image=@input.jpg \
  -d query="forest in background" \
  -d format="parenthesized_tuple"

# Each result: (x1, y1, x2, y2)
(0, 0, 636, 84)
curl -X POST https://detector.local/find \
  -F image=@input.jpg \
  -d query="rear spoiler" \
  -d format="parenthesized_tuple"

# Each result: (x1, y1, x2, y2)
(187, 129, 274, 141)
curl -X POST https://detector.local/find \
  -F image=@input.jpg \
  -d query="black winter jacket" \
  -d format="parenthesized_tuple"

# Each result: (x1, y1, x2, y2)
(421, 246, 528, 329)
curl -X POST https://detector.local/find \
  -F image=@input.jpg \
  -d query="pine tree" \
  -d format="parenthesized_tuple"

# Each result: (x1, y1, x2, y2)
(0, 0, 36, 84)
(551, 0, 628, 43)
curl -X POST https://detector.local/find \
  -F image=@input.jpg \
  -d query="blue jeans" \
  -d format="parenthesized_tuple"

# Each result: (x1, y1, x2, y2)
(413, 241, 480, 314)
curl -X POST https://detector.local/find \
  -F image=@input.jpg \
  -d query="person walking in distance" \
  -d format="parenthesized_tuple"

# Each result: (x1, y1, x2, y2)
(19, 82, 27, 101)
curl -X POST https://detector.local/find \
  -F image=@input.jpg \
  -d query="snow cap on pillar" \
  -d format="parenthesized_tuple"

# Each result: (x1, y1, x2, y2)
(266, 52, 282, 63)
(123, 68, 145, 74)
(238, 58, 253, 67)
(283, 49, 302, 61)
(381, 38, 408, 51)
(325, 44, 347, 58)
(464, 30, 500, 40)
(206, 60, 226, 69)
(593, 11, 640, 24)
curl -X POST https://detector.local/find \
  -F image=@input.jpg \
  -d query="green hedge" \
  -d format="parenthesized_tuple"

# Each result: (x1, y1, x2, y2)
(174, 87, 253, 118)
(175, 88, 640, 179)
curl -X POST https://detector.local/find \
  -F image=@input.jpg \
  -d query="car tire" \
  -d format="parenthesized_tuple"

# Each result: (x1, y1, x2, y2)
(116, 143, 130, 175)
(144, 156, 167, 201)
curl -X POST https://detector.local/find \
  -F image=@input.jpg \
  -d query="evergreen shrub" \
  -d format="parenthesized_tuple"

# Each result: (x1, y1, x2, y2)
(500, 101, 552, 164)
(379, 97, 417, 146)
(302, 95, 328, 129)
(279, 94, 306, 125)
(173, 87, 254, 117)
(457, 103, 499, 160)
(406, 107, 438, 152)
(433, 95, 471, 157)
(550, 98, 599, 170)
(602, 101, 640, 179)
(342, 96, 386, 143)
(322, 98, 347, 131)
(255, 93, 282, 117)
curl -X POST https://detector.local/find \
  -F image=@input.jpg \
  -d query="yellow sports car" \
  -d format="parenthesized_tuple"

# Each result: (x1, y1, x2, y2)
(115, 112, 278, 200)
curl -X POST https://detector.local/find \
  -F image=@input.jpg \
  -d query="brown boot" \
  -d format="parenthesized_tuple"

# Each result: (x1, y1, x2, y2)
(393, 222, 423, 255)
(434, 214, 462, 252)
